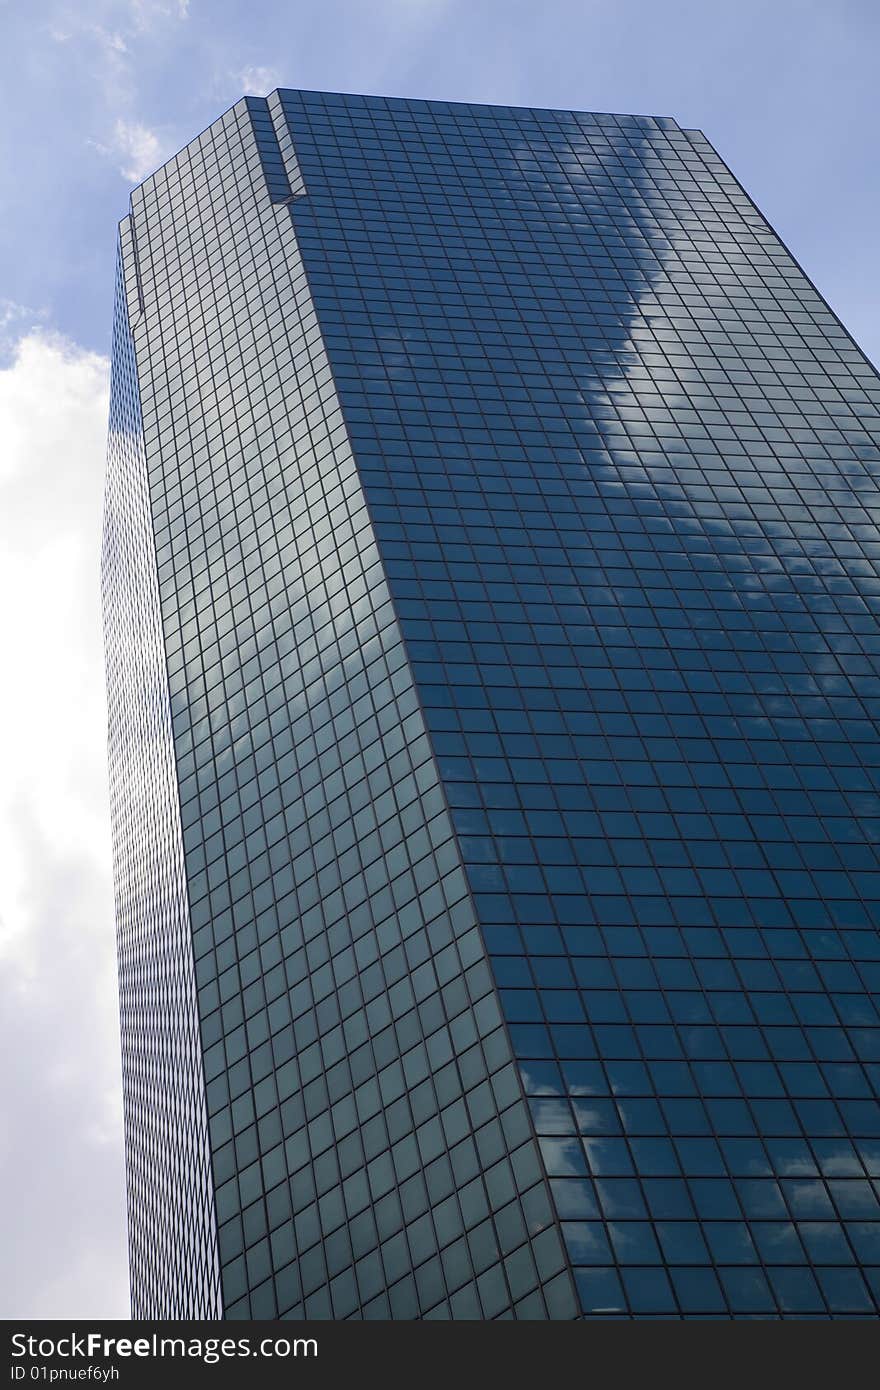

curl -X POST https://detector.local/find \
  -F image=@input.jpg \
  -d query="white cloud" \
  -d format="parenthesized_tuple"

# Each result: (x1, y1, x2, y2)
(48, 14, 132, 102)
(0, 299, 48, 364)
(94, 25, 129, 54)
(127, 0, 190, 30)
(0, 330, 128, 1317)
(237, 64, 281, 96)
(100, 118, 168, 182)
(49, 1, 187, 162)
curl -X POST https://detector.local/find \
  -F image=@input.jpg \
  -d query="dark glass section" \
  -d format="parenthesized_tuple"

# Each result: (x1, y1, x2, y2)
(106, 98, 574, 1320)
(102, 229, 222, 1317)
(274, 89, 880, 1319)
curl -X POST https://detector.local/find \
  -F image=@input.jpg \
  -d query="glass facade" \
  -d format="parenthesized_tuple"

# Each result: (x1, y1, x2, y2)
(102, 227, 222, 1318)
(104, 88, 880, 1320)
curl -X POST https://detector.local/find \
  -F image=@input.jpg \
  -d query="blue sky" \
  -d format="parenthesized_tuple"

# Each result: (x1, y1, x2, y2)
(0, 0, 878, 1318)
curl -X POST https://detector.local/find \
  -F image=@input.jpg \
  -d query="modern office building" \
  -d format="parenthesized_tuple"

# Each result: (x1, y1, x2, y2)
(102, 88, 880, 1320)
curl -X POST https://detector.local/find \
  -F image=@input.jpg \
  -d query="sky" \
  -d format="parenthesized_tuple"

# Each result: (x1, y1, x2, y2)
(0, 0, 878, 1319)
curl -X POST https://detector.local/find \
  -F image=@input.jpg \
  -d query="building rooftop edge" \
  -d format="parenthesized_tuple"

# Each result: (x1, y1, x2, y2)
(120, 86, 688, 204)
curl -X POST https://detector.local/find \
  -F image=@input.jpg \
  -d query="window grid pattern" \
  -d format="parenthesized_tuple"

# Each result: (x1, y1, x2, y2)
(112, 95, 577, 1320)
(102, 231, 222, 1318)
(276, 88, 880, 1318)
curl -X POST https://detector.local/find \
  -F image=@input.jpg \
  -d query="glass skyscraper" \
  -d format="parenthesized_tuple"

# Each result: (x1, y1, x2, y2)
(103, 88, 880, 1321)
